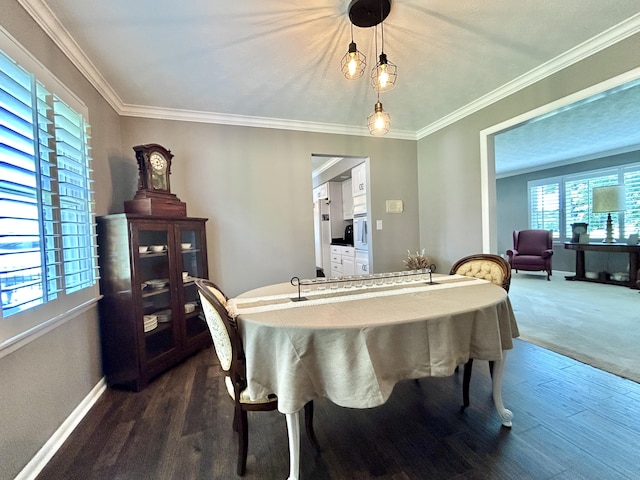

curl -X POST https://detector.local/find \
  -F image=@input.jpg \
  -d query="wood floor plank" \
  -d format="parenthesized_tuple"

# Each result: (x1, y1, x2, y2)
(36, 339, 640, 480)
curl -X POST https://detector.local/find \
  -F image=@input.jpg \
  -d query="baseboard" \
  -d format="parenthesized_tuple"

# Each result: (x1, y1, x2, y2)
(14, 377, 107, 480)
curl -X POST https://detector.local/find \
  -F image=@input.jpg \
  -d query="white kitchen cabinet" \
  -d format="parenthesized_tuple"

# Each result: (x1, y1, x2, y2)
(329, 245, 355, 276)
(342, 255, 355, 275)
(351, 162, 367, 197)
(356, 250, 370, 275)
(313, 183, 328, 201)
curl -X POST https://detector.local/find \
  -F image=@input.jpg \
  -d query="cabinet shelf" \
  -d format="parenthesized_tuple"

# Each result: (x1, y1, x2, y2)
(142, 288, 169, 297)
(97, 214, 210, 391)
(145, 321, 172, 336)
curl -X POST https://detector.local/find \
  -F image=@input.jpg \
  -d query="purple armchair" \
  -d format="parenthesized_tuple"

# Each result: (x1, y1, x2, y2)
(507, 229, 554, 280)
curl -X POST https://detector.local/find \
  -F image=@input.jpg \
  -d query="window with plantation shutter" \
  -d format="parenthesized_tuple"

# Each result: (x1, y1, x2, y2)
(528, 180, 560, 238)
(528, 163, 640, 244)
(565, 172, 618, 240)
(0, 36, 98, 349)
(623, 167, 640, 236)
(54, 97, 96, 294)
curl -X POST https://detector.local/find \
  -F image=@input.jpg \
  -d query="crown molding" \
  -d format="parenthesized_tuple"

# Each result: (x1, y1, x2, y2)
(312, 157, 344, 178)
(119, 104, 418, 140)
(17, 0, 416, 139)
(18, 0, 639, 141)
(17, 0, 124, 113)
(417, 13, 640, 140)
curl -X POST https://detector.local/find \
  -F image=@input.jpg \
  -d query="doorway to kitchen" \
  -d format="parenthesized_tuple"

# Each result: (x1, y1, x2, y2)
(311, 155, 369, 278)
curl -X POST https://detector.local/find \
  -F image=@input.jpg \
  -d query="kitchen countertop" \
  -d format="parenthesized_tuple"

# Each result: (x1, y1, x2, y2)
(331, 239, 353, 247)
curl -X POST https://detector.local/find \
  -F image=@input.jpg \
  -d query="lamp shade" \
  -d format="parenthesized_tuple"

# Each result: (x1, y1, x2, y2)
(592, 185, 625, 213)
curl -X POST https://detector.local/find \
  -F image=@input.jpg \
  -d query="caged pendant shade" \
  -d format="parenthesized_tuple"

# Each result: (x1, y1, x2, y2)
(341, 24, 366, 79)
(344, 0, 395, 135)
(370, 20, 397, 93)
(367, 100, 390, 135)
(371, 52, 397, 92)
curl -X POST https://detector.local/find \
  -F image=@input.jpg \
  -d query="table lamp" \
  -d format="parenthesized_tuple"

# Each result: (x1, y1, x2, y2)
(592, 185, 625, 243)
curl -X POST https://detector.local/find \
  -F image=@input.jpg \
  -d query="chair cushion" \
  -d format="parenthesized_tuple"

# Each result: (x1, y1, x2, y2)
(207, 284, 227, 306)
(455, 259, 505, 287)
(225, 376, 277, 404)
(510, 255, 548, 268)
(198, 291, 233, 371)
(517, 230, 550, 255)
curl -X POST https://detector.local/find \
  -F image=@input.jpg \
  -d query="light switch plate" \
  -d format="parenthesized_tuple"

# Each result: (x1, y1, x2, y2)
(376, 220, 383, 230)
(386, 200, 404, 213)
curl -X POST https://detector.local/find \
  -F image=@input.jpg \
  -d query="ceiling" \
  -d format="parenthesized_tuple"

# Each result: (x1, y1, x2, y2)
(18, 0, 640, 175)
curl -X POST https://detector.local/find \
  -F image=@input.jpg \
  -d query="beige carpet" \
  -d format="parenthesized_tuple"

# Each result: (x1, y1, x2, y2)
(508, 270, 640, 383)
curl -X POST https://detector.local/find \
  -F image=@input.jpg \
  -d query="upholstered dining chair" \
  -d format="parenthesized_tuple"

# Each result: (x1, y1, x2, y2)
(449, 254, 511, 411)
(507, 229, 554, 280)
(195, 279, 318, 476)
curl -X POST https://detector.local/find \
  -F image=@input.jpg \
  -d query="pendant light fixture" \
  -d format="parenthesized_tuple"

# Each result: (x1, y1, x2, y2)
(370, 12, 396, 92)
(341, 24, 366, 80)
(367, 95, 390, 135)
(345, 0, 394, 136)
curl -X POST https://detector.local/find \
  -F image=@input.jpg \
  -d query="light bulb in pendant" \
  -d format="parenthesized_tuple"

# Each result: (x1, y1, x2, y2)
(367, 100, 390, 136)
(341, 41, 366, 80)
(371, 53, 397, 93)
(348, 53, 358, 77)
(378, 65, 389, 88)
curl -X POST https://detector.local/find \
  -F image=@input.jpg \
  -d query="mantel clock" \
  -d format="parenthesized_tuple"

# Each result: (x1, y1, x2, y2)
(124, 143, 187, 216)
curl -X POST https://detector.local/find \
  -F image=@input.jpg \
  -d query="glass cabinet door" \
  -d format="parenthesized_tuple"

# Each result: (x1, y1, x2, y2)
(135, 225, 177, 363)
(176, 223, 209, 346)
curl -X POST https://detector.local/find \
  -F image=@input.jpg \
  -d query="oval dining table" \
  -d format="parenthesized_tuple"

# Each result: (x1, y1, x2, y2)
(229, 273, 519, 480)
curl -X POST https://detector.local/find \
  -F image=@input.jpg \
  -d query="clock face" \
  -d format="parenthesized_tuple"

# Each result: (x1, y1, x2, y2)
(149, 152, 168, 174)
(149, 151, 168, 190)
(572, 223, 587, 234)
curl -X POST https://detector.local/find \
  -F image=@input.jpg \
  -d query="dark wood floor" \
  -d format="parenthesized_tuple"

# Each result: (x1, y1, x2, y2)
(37, 339, 640, 479)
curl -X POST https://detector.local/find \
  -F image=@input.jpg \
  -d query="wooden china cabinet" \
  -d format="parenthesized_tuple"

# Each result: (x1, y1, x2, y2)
(96, 213, 210, 390)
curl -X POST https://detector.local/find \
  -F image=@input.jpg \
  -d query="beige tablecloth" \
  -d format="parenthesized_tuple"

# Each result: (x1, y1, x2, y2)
(234, 274, 519, 414)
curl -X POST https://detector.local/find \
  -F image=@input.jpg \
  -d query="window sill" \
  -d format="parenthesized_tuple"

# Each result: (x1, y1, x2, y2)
(0, 295, 102, 359)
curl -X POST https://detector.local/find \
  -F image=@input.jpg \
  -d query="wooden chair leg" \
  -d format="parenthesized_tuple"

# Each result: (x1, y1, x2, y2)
(304, 401, 320, 452)
(237, 408, 248, 476)
(460, 359, 473, 412)
(232, 407, 240, 433)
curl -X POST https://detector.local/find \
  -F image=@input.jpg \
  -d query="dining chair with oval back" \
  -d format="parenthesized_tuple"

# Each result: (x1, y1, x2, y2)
(195, 279, 318, 476)
(449, 254, 511, 411)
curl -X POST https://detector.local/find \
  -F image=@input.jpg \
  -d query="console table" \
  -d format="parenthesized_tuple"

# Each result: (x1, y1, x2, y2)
(564, 242, 640, 288)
